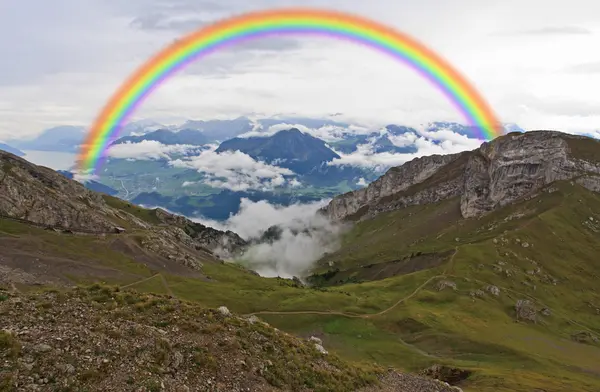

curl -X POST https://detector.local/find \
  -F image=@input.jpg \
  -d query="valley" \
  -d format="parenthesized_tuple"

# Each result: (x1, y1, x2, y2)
(2, 130, 600, 391)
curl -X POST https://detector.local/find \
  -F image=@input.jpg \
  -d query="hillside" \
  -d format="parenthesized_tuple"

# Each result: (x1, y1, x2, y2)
(3, 131, 600, 391)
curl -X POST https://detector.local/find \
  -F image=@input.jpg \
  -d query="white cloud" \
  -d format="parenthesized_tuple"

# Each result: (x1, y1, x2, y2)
(170, 148, 296, 191)
(106, 140, 197, 160)
(357, 177, 368, 187)
(238, 122, 371, 142)
(1, 0, 600, 139)
(330, 129, 483, 170)
(194, 198, 349, 278)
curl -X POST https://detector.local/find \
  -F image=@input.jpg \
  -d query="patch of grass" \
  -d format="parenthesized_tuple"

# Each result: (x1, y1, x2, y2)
(0, 331, 21, 359)
(102, 194, 162, 225)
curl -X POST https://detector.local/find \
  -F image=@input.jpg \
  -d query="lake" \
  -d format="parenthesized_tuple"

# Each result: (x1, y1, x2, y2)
(23, 150, 77, 171)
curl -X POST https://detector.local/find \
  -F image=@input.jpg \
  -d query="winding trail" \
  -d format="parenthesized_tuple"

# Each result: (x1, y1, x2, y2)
(120, 273, 176, 298)
(246, 274, 445, 319)
(245, 248, 459, 319)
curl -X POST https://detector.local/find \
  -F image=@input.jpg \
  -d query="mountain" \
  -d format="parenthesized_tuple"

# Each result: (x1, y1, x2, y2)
(0, 149, 462, 392)
(112, 128, 209, 146)
(0, 149, 245, 261)
(216, 128, 341, 174)
(180, 116, 254, 141)
(300, 130, 600, 391)
(57, 170, 120, 196)
(0, 142, 24, 156)
(324, 130, 600, 221)
(4, 131, 600, 390)
(9, 125, 86, 153)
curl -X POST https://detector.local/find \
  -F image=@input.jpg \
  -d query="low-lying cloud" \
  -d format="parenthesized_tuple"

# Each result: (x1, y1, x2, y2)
(107, 140, 198, 160)
(170, 148, 296, 192)
(195, 198, 348, 278)
(329, 128, 483, 170)
(238, 122, 372, 142)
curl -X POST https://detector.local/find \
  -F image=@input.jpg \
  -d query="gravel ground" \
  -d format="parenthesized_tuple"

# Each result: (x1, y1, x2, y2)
(359, 370, 463, 392)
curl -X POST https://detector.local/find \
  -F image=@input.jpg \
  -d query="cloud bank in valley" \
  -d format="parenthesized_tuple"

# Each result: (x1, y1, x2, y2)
(170, 147, 296, 191)
(195, 198, 348, 279)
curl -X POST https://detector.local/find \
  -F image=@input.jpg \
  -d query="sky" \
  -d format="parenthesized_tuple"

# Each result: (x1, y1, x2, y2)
(1, 0, 600, 140)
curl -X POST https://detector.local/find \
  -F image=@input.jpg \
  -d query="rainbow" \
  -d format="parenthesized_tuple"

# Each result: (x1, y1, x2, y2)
(78, 8, 502, 174)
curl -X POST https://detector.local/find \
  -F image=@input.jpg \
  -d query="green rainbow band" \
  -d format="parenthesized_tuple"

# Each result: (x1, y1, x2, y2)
(79, 9, 502, 174)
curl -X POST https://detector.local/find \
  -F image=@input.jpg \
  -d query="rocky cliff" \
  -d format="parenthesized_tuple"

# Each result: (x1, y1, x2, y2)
(0, 150, 246, 259)
(324, 131, 600, 221)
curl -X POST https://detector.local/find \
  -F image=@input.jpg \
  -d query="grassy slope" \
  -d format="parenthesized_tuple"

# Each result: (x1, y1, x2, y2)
(3, 182, 600, 391)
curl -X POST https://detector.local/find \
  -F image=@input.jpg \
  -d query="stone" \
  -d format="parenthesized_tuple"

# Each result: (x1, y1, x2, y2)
(522, 242, 530, 248)
(486, 285, 500, 296)
(33, 344, 52, 353)
(309, 336, 322, 345)
(515, 300, 537, 323)
(470, 290, 485, 298)
(217, 306, 231, 317)
(314, 344, 328, 355)
(541, 308, 552, 316)
(436, 280, 457, 291)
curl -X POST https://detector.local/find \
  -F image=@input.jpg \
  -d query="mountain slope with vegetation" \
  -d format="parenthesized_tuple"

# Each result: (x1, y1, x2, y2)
(2, 131, 600, 391)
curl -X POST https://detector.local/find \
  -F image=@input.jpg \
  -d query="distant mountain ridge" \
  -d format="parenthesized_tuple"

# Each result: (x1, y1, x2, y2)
(112, 128, 209, 146)
(216, 128, 341, 174)
(0, 143, 24, 156)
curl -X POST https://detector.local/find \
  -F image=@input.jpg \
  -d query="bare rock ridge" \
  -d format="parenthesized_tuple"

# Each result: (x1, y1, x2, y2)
(0, 150, 246, 258)
(324, 131, 600, 221)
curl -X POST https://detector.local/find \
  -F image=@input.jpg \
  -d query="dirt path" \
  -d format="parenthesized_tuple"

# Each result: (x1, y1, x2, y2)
(121, 273, 176, 298)
(246, 274, 445, 319)
(121, 273, 159, 289)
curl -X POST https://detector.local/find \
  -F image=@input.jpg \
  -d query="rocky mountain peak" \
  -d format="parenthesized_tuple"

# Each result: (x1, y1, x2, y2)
(0, 150, 247, 263)
(324, 130, 600, 221)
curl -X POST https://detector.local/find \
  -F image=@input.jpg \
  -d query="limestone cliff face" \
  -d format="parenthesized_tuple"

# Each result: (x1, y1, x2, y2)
(0, 151, 246, 259)
(0, 150, 121, 232)
(325, 153, 464, 220)
(324, 131, 600, 221)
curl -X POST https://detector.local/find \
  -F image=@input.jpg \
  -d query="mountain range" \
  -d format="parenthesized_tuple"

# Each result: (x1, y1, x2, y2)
(2, 129, 600, 391)
(7, 118, 530, 221)
(0, 142, 24, 156)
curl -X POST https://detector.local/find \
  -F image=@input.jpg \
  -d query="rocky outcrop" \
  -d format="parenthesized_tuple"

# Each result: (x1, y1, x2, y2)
(153, 208, 247, 257)
(0, 150, 246, 264)
(460, 131, 600, 217)
(325, 152, 464, 220)
(324, 131, 600, 221)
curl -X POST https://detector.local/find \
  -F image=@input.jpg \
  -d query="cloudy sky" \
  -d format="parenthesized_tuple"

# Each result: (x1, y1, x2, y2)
(1, 0, 599, 140)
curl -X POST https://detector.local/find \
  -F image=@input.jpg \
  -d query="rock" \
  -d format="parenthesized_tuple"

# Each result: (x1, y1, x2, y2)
(420, 364, 472, 385)
(247, 315, 259, 325)
(33, 344, 52, 353)
(469, 290, 485, 298)
(571, 331, 599, 344)
(541, 308, 552, 316)
(515, 300, 537, 323)
(493, 265, 503, 273)
(522, 242, 530, 248)
(309, 336, 323, 345)
(217, 306, 231, 317)
(323, 131, 600, 222)
(486, 285, 500, 296)
(436, 280, 457, 291)
(314, 344, 328, 355)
